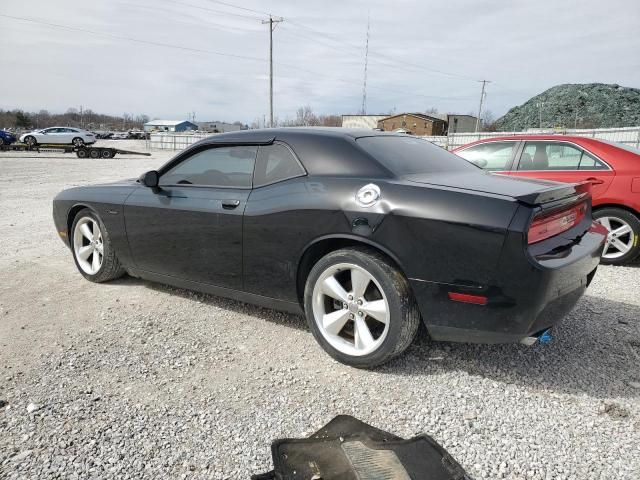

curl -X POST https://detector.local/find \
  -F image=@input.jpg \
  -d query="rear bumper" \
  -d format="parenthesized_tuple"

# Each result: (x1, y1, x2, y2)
(412, 221, 606, 344)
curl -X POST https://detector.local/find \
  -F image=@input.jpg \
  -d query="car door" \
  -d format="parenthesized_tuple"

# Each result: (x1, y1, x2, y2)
(455, 141, 520, 173)
(123, 144, 258, 290)
(509, 141, 615, 198)
(61, 128, 77, 144)
(37, 128, 58, 143)
(243, 142, 308, 301)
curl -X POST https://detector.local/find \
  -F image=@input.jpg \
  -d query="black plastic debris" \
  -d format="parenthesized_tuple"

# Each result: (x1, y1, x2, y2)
(252, 415, 468, 480)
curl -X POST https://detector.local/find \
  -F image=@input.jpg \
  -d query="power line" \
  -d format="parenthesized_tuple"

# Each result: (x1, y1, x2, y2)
(170, 0, 263, 20)
(0, 14, 268, 63)
(0, 13, 475, 108)
(205, 0, 272, 16)
(285, 18, 478, 82)
(200, 0, 481, 83)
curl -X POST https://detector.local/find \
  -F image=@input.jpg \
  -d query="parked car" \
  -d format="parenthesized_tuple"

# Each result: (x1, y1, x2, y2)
(94, 131, 114, 140)
(53, 129, 606, 367)
(454, 136, 640, 265)
(19, 127, 96, 147)
(0, 129, 17, 145)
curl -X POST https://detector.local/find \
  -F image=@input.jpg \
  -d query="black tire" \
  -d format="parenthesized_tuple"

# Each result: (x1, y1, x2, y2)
(71, 209, 125, 283)
(101, 149, 113, 159)
(303, 247, 420, 368)
(89, 149, 100, 159)
(76, 148, 88, 158)
(24, 136, 36, 147)
(72, 137, 85, 147)
(593, 208, 640, 265)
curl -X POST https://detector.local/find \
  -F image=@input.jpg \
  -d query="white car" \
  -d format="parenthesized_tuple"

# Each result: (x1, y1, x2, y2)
(20, 127, 96, 147)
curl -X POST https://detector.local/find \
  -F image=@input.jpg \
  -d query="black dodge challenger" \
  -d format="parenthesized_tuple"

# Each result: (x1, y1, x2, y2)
(53, 128, 607, 367)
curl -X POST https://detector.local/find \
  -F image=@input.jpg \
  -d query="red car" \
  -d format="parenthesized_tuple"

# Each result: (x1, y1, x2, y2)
(454, 135, 640, 265)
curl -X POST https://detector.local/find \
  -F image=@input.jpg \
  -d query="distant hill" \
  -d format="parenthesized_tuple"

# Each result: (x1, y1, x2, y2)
(493, 83, 640, 131)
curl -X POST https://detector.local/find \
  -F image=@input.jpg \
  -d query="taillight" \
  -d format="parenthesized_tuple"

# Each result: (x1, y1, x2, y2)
(527, 202, 586, 244)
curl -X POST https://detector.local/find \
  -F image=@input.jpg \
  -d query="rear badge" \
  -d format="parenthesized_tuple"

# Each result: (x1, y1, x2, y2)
(355, 183, 380, 207)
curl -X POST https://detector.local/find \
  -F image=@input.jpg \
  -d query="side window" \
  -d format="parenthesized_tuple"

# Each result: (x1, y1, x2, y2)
(518, 142, 582, 170)
(253, 143, 305, 187)
(578, 151, 608, 170)
(160, 146, 257, 187)
(456, 142, 516, 171)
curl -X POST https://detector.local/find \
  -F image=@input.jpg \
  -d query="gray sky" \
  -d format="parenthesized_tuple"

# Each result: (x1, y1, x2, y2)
(1, 0, 639, 124)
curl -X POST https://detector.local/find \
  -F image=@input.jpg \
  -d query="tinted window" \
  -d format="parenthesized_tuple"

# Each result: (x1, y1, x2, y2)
(356, 136, 477, 176)
(160, 146, 257, 187)
(518, 142, 583, 170)
(457, 142, 516, 171)
(254, 143, 305, 187)
(578, 151, 609, 170)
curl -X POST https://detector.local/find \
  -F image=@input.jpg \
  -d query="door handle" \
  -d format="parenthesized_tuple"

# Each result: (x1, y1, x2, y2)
(586, 177, 605, 185)
(221, 200, 241, 209)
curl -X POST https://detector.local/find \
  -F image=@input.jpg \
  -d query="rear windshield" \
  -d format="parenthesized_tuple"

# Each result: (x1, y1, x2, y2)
(598, 140, 640, 156)
(356, 136, 478, 176)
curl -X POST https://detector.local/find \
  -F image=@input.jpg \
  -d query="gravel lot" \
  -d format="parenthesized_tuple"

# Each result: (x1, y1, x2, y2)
(1, 140, 639, 479)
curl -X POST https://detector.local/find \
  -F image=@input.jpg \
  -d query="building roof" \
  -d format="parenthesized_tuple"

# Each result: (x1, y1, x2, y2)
(379, 113, 445, 123)
(144, 120, 194, 126)
(342, 114, 388, 118)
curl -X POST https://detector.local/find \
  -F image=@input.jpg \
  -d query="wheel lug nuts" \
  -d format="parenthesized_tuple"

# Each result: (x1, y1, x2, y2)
(357, 299, 363, 306)
(349, 313, 354, 319)
(358, 311, 364, 317)
(342, 303, 348, 309)
(348, 295, 353, 301)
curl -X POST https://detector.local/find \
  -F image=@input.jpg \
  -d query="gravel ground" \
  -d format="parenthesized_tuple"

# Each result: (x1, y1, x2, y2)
(1, 141, 639, 479)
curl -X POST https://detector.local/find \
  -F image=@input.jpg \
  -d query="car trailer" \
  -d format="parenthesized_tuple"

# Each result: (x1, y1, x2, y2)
(0, 143, 151, 159)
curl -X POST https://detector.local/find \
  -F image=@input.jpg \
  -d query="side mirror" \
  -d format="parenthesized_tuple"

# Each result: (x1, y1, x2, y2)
(140, 170, 159, 188)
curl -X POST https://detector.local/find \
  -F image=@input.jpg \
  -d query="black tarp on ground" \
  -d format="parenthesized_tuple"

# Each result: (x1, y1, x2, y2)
(252, 415, 469, 480)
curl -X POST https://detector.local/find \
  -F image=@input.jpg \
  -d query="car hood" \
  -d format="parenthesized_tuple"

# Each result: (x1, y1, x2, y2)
(404, 171, 587, 205)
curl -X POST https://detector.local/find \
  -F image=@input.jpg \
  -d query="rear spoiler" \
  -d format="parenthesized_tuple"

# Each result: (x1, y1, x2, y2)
(515, 181, 591, 206)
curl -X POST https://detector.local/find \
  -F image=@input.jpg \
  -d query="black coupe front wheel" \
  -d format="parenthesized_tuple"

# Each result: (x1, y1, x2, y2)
(304, 247, 420, 368)
(71, 209, 125, 283)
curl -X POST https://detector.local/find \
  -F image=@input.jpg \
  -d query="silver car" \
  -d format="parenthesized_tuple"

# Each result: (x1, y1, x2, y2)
(20, 127, 96, 147)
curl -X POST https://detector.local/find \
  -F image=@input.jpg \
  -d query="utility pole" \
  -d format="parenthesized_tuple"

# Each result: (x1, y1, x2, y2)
(361, 12, 370, 115)
(475, 80, 489, 133)
(79, 105, 83, 128)
(536, 102, 544, 129)
(262, 15, 284, 128)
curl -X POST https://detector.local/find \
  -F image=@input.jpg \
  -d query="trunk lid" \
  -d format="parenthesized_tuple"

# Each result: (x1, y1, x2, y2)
(404, 171, 589, 206)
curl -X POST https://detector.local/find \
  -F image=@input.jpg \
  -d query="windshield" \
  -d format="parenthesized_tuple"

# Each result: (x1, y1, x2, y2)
(356, 135, 478, 176)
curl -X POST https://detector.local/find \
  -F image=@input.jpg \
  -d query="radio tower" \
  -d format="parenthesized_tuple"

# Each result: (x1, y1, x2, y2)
(361, 13, 370, 115)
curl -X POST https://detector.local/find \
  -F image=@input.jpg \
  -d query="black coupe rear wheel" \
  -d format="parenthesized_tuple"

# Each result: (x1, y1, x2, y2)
(304, 247, 420, 368)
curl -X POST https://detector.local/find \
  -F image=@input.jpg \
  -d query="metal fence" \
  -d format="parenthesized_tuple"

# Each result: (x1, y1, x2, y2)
(146, 133, 213, 150)
(148, 127, 640, 151)
(423, 126, 640, 150)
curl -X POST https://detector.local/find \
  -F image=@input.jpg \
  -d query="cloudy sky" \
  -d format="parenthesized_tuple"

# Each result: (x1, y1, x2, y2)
(1, 0, 638, 124)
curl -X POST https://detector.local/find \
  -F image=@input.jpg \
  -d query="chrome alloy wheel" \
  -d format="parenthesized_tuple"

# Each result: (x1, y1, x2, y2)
(597, 216, 635, 260)
(73, 217, 104, 275)
(311, 262, 390, 357)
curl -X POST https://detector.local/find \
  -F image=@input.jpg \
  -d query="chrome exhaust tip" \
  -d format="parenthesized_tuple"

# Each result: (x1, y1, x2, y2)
(520, 328, 553, 346)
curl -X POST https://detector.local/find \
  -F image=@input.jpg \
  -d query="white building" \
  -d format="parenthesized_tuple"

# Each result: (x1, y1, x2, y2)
(143, 120, 198, 133)
(341, 115, 388, 129)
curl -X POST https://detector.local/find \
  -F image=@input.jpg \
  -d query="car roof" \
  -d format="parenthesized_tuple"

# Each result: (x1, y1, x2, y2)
(193, 127, 401, 146)
(168, 128, 407, 178)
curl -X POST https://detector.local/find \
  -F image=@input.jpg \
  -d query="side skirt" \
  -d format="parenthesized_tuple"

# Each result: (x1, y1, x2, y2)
(129, 268, 304, 315)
